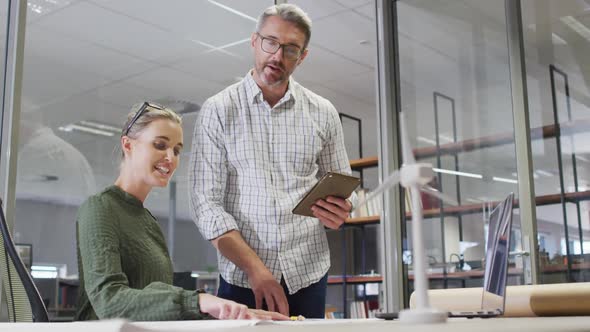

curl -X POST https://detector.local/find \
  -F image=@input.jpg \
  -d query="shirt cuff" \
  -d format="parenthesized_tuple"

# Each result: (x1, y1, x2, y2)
(180, 290, 203, 320)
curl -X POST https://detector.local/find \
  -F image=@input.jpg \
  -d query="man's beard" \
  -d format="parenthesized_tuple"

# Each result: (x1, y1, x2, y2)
(258, 60, 287, 87)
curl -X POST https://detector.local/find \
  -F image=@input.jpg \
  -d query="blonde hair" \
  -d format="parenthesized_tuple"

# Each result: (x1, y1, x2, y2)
(119, 102, 182, 158)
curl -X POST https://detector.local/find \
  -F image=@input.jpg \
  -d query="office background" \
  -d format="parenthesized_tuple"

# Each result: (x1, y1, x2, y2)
(1, 0, 589, 319)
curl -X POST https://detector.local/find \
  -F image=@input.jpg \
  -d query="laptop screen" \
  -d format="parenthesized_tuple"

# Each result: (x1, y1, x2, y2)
(481, 192, 514, 312)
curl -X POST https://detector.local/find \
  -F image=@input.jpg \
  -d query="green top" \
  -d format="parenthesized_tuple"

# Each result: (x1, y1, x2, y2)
(75, 185, 204, 321)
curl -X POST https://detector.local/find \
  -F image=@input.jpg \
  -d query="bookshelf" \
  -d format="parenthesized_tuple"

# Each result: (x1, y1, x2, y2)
(328, 263, 590, 285)
(330, 116, 590, 316)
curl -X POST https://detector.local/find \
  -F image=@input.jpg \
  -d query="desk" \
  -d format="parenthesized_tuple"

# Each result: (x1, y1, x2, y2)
(0, 317, 588, 332)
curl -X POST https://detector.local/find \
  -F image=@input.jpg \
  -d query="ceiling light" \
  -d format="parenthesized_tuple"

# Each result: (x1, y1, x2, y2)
(190, 39, 239, 58)
(492, 176, 518, 184)
(561, 16, 590, 41)
(466, 198, 482, 203)
(207, 0, 257, 22)
(58, 120, 120, 137)
(79, 120, 120, 133)
(535, 169, 554, 177)
(432, 168, 483, 179)
(58, 124, 115, 137)
(417, 136, 437, 145)
(438, 134, 455, 143)
(31, 265, 58, 279)
(551, 33, 568, 45)
(527, 24, 568, 45)
(203, 38, 250, 55)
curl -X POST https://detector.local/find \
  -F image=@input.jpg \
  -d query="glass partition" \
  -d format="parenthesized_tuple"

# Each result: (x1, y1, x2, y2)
(521, 0, 590, 284)
(396, 0, 523, 297)
(14, 0, 272, 320)
(0, 1, 9, 146)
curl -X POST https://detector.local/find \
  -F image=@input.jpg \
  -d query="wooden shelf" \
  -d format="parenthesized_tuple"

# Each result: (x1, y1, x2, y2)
(418, 190, 590, 219)
(409, 267, 524, 280)
(345, 215, 380, 225)
(343, 191, 590, 224)
(350, 156, 378, 170)
(349, 119, 590, 166)
(539, 262, 590, 273)
(328, 263, 590, 285)
(416, 119, 590, 159)
(328, 275, 383, 284)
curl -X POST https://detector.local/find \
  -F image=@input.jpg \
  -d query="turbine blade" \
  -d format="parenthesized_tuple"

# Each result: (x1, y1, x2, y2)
(420, 185, 458, 206)
(399, 112, 416, 165)
(355, 170, 401, 211)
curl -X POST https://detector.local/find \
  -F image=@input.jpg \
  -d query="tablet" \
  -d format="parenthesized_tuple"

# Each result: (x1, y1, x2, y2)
(292, 172, 361, 217)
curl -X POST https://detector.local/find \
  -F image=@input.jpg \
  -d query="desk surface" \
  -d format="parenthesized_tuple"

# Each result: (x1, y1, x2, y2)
(0, 317, 589, 332)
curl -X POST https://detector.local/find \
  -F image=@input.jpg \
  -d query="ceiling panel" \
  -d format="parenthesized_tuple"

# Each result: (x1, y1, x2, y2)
(334, 0, 373, 9)
(88, 0, 259, 47)
(289, 0, 348, 20)
(124, 67, 227, 106)
(26, 0, 84, 23)
(25, 25, 155, 81)
(22, 52, 111, 107)
(353, 3, 375, 19)
(296, 44, 370, 85)
(311, 9, 375, 67)
(80, 81, 162, 113)
(214, 0, 273, 18)
(321, 70, 376, 104)
(24, 92, 123, 129)
(169, 42, 252, 88)
(32, 1, 207, 62)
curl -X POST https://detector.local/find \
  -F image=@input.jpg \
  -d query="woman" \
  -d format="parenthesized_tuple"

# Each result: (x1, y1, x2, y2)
(76, 102, 287, 321)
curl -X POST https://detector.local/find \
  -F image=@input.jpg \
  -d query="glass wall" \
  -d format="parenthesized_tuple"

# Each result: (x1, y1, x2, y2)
(396, 0, 523, 296)
(7, 0, 379, 320)
(287, 0, 380, 318)
(521, 0, 590, 283)
(14, 0, 271, 320)
(0, 1, 9, 146)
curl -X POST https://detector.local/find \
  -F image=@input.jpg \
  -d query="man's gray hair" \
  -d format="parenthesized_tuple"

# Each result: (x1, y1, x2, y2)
(256, 4, 312, 49)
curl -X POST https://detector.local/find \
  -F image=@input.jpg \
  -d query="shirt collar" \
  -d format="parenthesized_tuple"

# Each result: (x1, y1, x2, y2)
(243, 70, 297, 106)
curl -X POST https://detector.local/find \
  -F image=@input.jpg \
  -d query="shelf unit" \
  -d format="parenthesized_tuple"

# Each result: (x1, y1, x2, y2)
(330, 116, 590, 315)
(328, 263, 590, 285)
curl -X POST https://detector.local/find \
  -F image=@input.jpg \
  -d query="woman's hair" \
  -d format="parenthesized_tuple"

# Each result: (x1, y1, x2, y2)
(119, 102, 182, 158)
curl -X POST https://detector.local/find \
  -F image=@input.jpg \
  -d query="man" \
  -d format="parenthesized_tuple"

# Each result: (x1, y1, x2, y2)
(189, 4, 354, 318)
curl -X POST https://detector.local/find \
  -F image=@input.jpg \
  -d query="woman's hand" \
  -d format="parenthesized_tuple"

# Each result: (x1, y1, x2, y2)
(198, 293, 289, 320)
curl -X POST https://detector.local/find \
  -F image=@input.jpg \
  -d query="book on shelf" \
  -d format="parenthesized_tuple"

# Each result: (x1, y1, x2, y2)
(351, 180, 441, 219)
(351, 188, 382, 218)
(348, 300, 379, 319)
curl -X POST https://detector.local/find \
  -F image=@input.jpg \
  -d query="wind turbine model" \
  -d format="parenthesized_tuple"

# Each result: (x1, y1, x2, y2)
(355, 112, 456, 324)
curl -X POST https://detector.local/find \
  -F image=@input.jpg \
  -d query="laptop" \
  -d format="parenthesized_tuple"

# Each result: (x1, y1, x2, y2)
(448, 192, 514, 318)
(376, 192, 514, 320)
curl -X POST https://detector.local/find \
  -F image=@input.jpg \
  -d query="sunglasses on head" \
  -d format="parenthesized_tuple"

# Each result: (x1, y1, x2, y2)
(123, 102, 165, 136)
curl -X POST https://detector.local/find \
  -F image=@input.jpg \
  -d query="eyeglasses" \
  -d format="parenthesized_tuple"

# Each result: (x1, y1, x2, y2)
(123, 102, 164, 136)
(256, 33, 304, 61)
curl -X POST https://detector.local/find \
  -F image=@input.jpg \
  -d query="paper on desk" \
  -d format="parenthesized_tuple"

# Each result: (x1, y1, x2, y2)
(256, 318, 381, 326)
(132, 318, 381, 331)
(131, 319, 259, 331)
(413, 282, 590, 317)
(0, 320, 130, 332)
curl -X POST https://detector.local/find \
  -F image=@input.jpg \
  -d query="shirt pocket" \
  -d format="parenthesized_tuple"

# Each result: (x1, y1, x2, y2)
(287, 132, 323, 177)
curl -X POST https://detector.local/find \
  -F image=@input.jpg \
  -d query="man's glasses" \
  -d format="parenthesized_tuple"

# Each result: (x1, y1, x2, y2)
(123, 102, 164, 136)
(256, 33, 304, 61)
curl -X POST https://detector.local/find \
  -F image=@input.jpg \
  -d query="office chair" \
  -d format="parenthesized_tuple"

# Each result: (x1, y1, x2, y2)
(0, 198, 49, 322)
